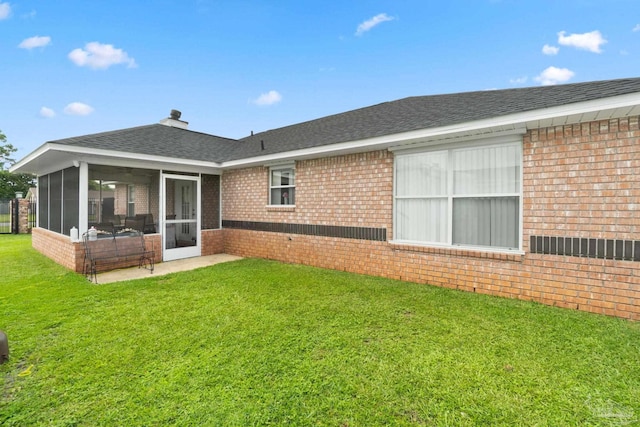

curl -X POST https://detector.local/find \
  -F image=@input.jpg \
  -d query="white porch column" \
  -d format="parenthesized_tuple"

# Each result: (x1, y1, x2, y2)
(78, 161, 89, 236)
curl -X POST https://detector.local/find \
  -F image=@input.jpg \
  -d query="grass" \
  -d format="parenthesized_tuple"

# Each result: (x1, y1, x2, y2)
(1, 234, 639, 426)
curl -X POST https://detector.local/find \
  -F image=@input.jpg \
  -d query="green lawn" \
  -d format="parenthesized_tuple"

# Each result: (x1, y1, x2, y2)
(1, 235, 639, 426)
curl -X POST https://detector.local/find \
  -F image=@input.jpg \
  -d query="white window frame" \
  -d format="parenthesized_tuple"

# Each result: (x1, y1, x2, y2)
(392, 136, 523, 253)
(127, 184, 135, 217)
(268, 164, 296, 206)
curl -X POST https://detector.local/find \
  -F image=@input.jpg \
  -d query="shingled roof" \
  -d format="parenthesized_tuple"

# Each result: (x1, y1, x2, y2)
(50, 124, 239, 163)
(228, 77, 640, 161)
(44, 77, 640, 165)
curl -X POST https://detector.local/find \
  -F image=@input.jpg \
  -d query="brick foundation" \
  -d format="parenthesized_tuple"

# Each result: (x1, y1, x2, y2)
(33, 228, 163, 274)
(223, 229, 639, 319)
(33, 228, 84, 272)
(201, 229, 224, 256)
(144, 234, 162, 264)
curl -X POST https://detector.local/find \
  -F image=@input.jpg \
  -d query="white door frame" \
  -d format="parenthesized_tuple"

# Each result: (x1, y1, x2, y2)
(162, 173, 201, 261)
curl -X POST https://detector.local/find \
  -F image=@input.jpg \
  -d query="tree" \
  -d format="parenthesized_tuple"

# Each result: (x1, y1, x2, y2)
(0, 130, 16, 170)
(0, 130, 36, 199)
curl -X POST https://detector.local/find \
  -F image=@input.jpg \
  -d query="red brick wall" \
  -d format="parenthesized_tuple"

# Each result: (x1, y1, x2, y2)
(202, 174, 220, 230)
(134, 184, 149, 214)
(222, 151, 394, 227)
(114, 184, 127, 216)
(222, 120, 640, 320)
(144, 234, 162, 264)
(33, 228, 84, 272)
(296, 152, 393, 229)
(524, 117, 640, 240)
(201, 229, 224, 256)
(114, 183, 149, 216)
(33, 227, 162, 273)
(522, 116, 640, 319)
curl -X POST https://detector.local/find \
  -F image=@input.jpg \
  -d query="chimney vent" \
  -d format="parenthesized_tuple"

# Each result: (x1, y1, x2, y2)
(159, 109, 188, 129)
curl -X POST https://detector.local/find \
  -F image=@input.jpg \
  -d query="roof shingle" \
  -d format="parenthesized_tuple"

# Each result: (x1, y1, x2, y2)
(52, 124, 238, 163)
(229, 77, 640, 161)
(50, 77, 640, 163)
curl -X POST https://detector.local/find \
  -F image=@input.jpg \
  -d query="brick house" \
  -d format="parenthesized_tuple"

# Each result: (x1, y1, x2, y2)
(11, 78, 640, 319)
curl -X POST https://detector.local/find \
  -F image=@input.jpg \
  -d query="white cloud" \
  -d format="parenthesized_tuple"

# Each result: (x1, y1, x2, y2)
(355, 13, 394, 36)
(542, 44, 559, 55)
(39, 107, 55, 118)
(557, 30, 606, 53)
(633, 24, 640, 32)
(251, 90, 282, 106)
(510, 76, 528, 84)
(68, 42, 137, 70)
(18, 35, 51, 50)
(534, 66, 575, 86)
(63, 102, 94, 116)
(0, 2, 11, 20)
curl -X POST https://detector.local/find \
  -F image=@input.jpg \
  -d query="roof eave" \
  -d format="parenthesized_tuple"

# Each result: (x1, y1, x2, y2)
(221, 123, 526, 169)
(11, 90, 640, 174)
(9, 143, 53, 174)
(11, 143, 223, 176)
(221, 91, 640, 168)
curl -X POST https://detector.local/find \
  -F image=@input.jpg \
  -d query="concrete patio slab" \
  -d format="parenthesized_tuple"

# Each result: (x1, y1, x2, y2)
(95, 254, 243, 284)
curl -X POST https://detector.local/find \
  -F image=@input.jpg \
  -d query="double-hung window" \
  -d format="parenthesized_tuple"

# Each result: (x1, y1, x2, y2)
(127, 184, 136, 217)
(270, 166, 295, 205)
(394, 140, 521, 250)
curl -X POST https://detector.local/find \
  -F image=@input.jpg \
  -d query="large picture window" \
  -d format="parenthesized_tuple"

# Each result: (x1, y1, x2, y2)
(270, 166, 295, 205)
(394, 141, 521, 250)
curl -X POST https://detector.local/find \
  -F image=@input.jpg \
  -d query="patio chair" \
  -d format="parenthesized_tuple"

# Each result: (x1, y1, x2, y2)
(109, 214, 123, 226)
(136, 213, 156, 234)
(124, 216, 145, 233)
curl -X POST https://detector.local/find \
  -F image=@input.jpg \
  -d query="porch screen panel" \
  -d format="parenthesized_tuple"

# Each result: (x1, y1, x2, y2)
(63, 167, 79, 236)
(395, 151, 448, 243)
(201, 174, 220, 230)
(49, 171, 62, 233)
(38, 175, 49, 229)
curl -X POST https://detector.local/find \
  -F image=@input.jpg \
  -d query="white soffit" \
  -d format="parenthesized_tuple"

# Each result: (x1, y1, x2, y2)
(523, 95, 640, 129)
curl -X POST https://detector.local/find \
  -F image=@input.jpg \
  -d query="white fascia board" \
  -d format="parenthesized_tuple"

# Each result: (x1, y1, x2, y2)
(12, 143, 223, 175)
(221, 92, 640, 168)
(222, 123, 524, 169)
(53, 144, 223, 169)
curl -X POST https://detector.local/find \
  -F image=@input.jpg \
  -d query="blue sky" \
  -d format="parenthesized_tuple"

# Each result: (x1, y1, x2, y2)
(2, 0, 639, 159)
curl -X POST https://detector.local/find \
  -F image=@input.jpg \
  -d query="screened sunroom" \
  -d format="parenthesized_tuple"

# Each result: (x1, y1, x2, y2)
(11, 112, 229, 266)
